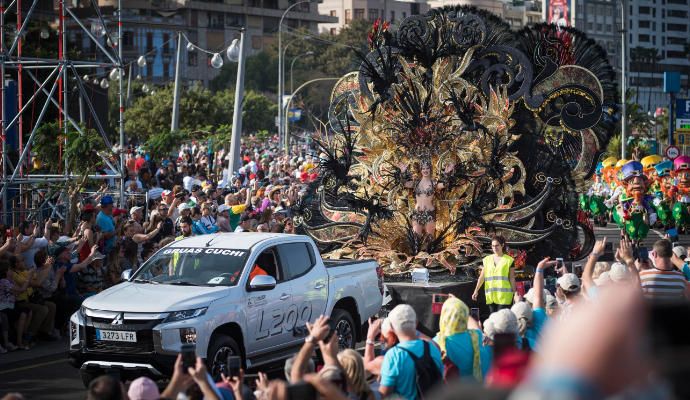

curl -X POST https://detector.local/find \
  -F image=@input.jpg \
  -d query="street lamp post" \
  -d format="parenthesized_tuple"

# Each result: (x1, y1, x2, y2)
(278, 0, 314, 153)
(290, 51, 314, 93)
(283, 77, 339, 153)
(171, 31, 183, 133)
(228, 29, 247, 174)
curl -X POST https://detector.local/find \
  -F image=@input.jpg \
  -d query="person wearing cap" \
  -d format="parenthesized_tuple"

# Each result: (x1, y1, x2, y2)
(175, 202, 193, 234)
(472, 235, 516, 313)
(199, 203, 220, 234)
(234, 213, 252, 233)
(130, 206, 145, 225)
(127, 376, 160, 400)
(216, 204, 232, 232)
(517, 256, 557, 352)
(96, 196, 116, 255)
(555, 273, 581, 321)
(379, 304, 443, 399)
(162, 189, 181, 222)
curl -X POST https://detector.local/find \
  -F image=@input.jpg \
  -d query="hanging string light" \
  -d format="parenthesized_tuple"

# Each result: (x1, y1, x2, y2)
(137, 55, 147, 68)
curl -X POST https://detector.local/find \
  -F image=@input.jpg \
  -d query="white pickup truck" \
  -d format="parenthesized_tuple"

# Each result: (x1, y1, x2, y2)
(68, 233, 383, 385)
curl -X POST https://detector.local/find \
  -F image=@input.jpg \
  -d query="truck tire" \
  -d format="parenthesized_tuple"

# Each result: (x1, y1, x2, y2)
(207, 334, 241, 381)
(331, 309, 355, 349)
(80, 369, 103, 388)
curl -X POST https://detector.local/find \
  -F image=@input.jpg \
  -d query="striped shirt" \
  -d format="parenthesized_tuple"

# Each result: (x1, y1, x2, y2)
(639, 269, 688, 300)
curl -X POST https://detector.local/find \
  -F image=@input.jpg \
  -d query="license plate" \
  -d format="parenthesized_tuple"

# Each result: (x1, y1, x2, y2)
(96, 329, 137, 342)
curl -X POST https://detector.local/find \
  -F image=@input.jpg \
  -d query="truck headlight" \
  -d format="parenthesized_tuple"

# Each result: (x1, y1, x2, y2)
(79, 305, 87, 319)
(180, 328, 197, 344)
(70, 321, 78, 341)
(164, 308, 207, 323)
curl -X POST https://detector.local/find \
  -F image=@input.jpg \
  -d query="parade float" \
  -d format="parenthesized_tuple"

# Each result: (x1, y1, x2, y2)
(292, 6, 618, 287)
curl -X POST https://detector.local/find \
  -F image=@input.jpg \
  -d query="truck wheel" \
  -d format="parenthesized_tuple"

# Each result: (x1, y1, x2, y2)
(207, 334, 241, 381)
(331, 309, 355, 349)
(80, 369, 103, 388)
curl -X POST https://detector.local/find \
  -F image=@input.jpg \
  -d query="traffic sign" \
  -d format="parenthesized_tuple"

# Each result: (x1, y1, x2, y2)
(666, 145, 681, 160)
(677, 118, 690, 131)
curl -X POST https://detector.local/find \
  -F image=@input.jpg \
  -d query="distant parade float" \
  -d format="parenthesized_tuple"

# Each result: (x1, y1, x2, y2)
(292, 6, 618, 276)
(582, 155, 690, 242)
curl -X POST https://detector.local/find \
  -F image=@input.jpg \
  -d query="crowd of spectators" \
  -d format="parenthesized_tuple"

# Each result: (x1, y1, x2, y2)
(0, 136, 315, 356)
(1, 135, 690, 399)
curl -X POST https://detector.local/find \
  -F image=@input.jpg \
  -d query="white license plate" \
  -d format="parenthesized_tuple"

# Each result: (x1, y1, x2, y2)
(96, 329, 137, 342)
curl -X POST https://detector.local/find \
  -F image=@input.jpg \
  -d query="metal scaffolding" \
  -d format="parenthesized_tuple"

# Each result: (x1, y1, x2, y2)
(0, 0, 125, 225)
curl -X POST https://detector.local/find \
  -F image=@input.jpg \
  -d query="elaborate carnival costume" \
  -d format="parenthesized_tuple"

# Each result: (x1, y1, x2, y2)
(584, 162, 610, 226)
(611, 161, 654, 241)
(672, 156, 690, 230)
(652, 160, 674, 227)
(292, 7, 617, 275)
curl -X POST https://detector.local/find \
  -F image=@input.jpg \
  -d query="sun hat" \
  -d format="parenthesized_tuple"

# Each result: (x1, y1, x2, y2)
(127, 376, 160, 400)
(387, 304, 417, 334)
(556, 273, 581, 293)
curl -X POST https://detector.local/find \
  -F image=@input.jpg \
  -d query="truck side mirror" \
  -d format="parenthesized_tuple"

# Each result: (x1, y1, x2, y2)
(249, 275, 276, 291)
(121, 269, 133, 281)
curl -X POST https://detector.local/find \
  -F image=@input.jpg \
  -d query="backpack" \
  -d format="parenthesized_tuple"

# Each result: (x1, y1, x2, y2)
(398, 341, 442, 399)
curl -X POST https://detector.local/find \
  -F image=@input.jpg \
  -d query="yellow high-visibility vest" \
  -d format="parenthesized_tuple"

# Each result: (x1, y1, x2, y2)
(482, 254, 514, 305)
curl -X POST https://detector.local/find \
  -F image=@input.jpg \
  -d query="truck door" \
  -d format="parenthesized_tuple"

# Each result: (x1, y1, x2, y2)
(245, 246, 294, 355)
(277, 241, 328, 345)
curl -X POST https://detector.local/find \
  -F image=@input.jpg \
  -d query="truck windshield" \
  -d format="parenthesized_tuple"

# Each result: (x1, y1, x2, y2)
(131, 247, 248, 286)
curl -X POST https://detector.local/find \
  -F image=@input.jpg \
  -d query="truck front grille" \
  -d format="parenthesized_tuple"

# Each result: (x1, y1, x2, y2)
(85, 317, 162, 355)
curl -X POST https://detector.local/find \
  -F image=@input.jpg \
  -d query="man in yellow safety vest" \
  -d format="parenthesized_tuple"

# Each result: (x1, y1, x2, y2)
(472, 235, 516, 313)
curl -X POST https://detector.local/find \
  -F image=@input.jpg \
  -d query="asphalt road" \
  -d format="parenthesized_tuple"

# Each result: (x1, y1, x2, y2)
(2, 224, 688, 398)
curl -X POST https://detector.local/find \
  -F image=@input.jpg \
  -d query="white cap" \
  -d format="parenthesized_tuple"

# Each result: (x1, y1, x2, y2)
(484, 309, 518, 341)
(673, 246, 687, 260)
(217, 204, 230, 213)
(523, 288, 551, 305)
(557, 273, 581, 292)
(594, 271, 611, 286)
(130, 206, 144, 216)
(609, 262, 630, 282)
(545, 295, 558, 309)
(177, 202, 192, 212)
(511, 302, 533, 323)
(387, 304, 417, 334)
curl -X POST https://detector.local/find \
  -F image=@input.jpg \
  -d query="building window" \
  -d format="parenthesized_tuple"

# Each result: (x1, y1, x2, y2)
(668, 50, 686, 58)
(596, 23, 602, 31)
(668, 36, 686, 45)
(587, 22, 593, 30)
(209, 13, 224, 29)
(667, 23, 687, 32)
(668, 0, 686, 4)
(391, 11, 395, 21)
(330, 27, 337, 35)
(639, 6, 650, 14)
(163, 63, 169, 79)
(354, 8, 364, 20)
(146, 32, 153, 52)
(122, 31, 133, 48)
(668, 9, 688, 18)
(188, 51, 197, 67)
(163, 33, 171, 54)
(402, 11, 407, 18)
(639, 20, 650, 28)
(638, 34, 650, 42)
(411, 3, 420, 15)
(345, 9, 351, 23)
(368, 9, 378, 21)
(330, 10, 336, 17)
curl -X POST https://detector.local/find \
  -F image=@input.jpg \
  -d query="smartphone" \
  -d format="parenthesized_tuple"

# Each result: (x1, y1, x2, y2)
(5, 229, 12, 238)
(226, 355, 241, 378)
(181, 344, 196, 371)
(638, 247, 649, 261)
(556, 258, 564, 275)
(322, 318, 337, 343)
(286, 382, 318, 400)
(470, 307, 480, 321)
(573, 264, 583, 277)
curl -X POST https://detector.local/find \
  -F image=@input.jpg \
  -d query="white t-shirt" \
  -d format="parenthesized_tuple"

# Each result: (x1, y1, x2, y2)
(21, 236, 49, 269)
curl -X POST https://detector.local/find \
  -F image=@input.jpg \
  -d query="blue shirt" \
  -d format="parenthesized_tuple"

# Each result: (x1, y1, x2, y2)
(55, 260, 78, 297)
(96, 211, 115, 253)
(433, 330, 491, 380)
(682, 263, 690, 281)
(524, 307, 548, 351)
(380, 339, 443, 400)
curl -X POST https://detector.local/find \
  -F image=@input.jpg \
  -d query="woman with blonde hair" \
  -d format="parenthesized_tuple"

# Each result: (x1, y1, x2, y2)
(337, 349, 378, 400)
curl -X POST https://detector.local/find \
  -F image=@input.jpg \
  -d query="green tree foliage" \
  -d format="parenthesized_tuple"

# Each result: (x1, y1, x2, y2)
(210, 51, 278, 93)
(31, 121, 106, 175)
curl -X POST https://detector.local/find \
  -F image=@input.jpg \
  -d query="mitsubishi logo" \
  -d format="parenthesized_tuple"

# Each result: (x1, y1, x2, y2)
(111, 313, 124, 326)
